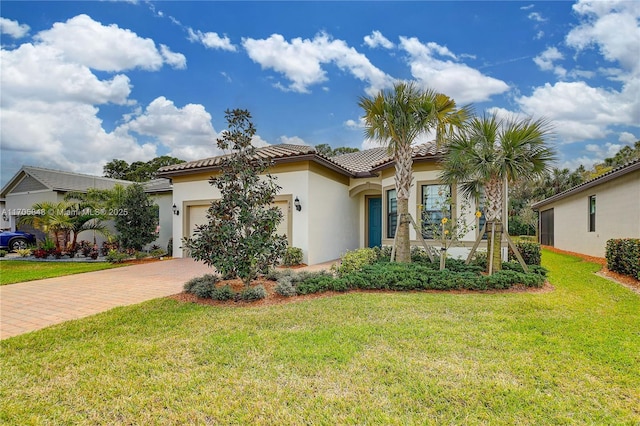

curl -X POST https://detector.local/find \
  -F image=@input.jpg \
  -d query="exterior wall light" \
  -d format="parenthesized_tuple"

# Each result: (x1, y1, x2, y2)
(294, 197, 302, 212)
(172, 204, 180, 216)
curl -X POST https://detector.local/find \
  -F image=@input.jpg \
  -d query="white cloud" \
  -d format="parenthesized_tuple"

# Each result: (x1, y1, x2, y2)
(534, 31, 545, 40)
(619, 132, 637, 143)
(399, 36, 509, 104)
(520, 4, 535, 11)
(278, 135, 308, 145)
(363, 30, 394, 49)
(533, 47, 567, 77)
(515, 81, 638, 142)
(119, 96, 221, 160)
(34, 14, 183, 71)
(344, 119, 363, 129)
(527, 12, 547, 22)
(187, 28, 237, 51)
(242, 32, 393, 95)
(0, 17, 30, 38)
(0, 16, 210, 184)
(1, 43, 132, 106)
(1, 99, 157, 177)
(566, 0, 640, 73)
(160, 44, 186, 69)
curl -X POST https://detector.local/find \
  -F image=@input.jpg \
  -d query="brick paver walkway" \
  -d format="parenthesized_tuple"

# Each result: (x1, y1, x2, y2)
(0, 258, 338, 340)
(0, 258, 212, 339)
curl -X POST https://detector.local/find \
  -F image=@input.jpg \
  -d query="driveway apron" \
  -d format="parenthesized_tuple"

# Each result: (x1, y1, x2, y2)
(0, 258, 212, 340)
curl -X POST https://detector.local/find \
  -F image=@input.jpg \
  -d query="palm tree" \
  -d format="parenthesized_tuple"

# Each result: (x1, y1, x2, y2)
(18, 201, 74, 249)
(359, 82, 470, 263)
(441, 113, 555, 273)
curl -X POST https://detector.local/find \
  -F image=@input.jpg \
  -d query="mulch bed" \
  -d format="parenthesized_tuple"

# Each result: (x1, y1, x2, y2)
(172, 246, 640, 308)
(169, 276, 556, 308)
(543, 246, 640, 294)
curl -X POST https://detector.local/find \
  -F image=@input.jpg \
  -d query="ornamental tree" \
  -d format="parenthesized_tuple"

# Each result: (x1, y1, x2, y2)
(115, 183, 159, 251)
(183, 109, 287, 287)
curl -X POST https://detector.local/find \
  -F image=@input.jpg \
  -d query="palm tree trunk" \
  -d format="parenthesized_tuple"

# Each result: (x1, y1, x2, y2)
(485, 177, 504, 273)
(394, 142, 413, 263)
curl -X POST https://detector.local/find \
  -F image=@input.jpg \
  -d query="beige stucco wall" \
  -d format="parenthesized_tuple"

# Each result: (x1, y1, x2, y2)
(539, 170, 640, 257)
(170, 164, 356, 265)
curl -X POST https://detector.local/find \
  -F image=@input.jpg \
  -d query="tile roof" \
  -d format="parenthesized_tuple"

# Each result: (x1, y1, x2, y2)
(1, 166, 132, 197)
(330, 147, 390, 174)
(157, 144, 318, 174)
(369, 142, 443, 171)
(158, 142, 443, 178)
(532, 157, 640, 210)
(142, 178, 172, 193)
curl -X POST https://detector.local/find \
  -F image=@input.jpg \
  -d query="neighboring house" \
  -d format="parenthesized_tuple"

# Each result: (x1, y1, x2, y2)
(0, 166, 173, 250)
(532, 159, 640, 257)
(158, 143, 485, 265)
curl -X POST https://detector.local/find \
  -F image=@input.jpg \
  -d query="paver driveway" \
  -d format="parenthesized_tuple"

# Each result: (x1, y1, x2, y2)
(0, 258, 212, 339)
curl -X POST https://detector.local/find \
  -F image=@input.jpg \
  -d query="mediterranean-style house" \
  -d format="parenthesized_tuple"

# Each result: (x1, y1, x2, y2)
(532, 158, 640, 257)
(158, 143, 486, 264)
(0, 166, 173, 250)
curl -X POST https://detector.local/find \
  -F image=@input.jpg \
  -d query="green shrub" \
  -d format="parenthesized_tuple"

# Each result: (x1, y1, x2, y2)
(183, 274, 221, 298)
(296, 275, 336, 295)
(106, 249, 129, 263)
(239, 285, 267, 301)
(0, 250, 6, 257)
(275, 277, 297, 297)
(212, 285, 234, 301)
(374, 245, 393, 262)
(282, 247, 304, 266)
(335, 248, 378, 276)
(410, 246, 432, 262)
(509, 241, 541, 265)
(16, 249, 31, 257)
(606, 238, 640, 279)
(150, 248, 167, 258)
(135, 251, 149, 260)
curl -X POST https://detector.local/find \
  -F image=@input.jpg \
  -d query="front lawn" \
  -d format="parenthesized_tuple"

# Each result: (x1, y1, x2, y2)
(1, 250, 638, 424)
(0, 260, 122, 285)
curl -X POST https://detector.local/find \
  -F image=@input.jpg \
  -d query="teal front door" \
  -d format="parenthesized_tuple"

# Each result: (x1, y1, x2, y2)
(368, 197, 382, 248)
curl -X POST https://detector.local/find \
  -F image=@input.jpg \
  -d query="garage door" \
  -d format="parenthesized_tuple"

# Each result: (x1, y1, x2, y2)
(188, 201, 291, 245)
(188, 205, 210, 238)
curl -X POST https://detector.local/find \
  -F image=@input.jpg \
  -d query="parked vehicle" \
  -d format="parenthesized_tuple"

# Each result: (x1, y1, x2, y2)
(0, 231, 36, 251)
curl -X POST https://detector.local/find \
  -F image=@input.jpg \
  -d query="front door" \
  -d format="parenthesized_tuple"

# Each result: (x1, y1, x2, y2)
(368, 197, 382, 248)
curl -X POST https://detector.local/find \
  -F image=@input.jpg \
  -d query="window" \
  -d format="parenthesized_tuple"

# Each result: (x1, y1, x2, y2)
(387, 189, 397, 238)
(421, 184, 451, 239)
(589, 195, 596, 232)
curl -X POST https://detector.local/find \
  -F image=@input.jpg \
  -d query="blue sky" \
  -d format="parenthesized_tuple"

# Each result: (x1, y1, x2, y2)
(1, 1, 638, 186)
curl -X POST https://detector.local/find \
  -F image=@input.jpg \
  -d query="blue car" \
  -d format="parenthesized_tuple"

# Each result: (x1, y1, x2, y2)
(0, 231, 36, 251)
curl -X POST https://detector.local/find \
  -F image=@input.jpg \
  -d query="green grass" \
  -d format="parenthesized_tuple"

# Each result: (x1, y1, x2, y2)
(1, 249, 639, 424)
(0, 260, 122, 285)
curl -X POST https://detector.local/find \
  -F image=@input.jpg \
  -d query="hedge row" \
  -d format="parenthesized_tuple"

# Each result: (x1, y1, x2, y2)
(606, 239, 640, 280)
(276, 261, 547, 296)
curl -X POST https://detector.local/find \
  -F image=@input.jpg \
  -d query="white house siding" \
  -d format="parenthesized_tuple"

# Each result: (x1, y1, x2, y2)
(147, 192, 172, 252)
(307, 170, 359, 264)
(538, 171, 640, 257)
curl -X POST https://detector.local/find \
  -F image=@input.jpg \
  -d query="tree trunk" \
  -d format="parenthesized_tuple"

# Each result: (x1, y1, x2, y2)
(394, 142, 413, 264)
(486, 221, 502, 273)
(484, 177, 504, 274)
(395, 198, 411, 263)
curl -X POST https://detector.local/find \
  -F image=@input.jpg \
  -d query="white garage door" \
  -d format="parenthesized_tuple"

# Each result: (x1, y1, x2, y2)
(188, 201, 291, 245)
(188, 205, 210, 237)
